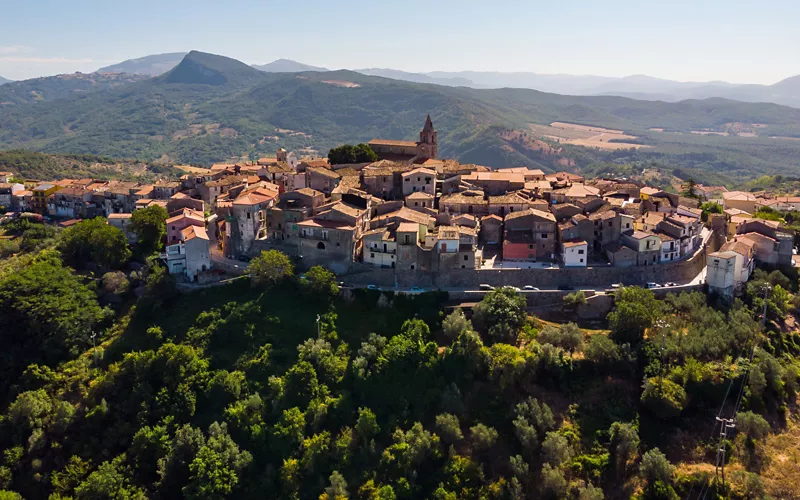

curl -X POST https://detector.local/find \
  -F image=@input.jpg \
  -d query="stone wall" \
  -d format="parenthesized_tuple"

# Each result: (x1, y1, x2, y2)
(340, 230, 718, 290)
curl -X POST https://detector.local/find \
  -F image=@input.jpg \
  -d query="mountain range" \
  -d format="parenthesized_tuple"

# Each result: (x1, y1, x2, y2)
(3, 50, 800, 183)
(0, 76, 11, 85)
(88, 52, 800, 109)
(88, 53, 800, 109)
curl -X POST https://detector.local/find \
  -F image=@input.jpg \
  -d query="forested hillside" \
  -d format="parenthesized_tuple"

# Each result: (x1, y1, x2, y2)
(4, 51, 800, 179)
(0, 216, 799, 499)
(0, 150, 181, 182)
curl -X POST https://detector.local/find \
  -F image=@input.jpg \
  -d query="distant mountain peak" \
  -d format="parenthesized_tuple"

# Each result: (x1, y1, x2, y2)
(253, 59, 327, 73)
(161, 51, 266, 86)
(96, 52, 187, 76)
(0, 76, 11, 85)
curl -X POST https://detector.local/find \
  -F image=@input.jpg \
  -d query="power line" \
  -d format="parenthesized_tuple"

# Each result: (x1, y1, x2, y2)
(689, 284, 770, 500)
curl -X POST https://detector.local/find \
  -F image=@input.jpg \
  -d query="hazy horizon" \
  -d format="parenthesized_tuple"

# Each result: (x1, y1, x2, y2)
(2, 0, 799, 83)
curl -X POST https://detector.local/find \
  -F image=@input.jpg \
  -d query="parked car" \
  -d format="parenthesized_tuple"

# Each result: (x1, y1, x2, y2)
(367, 284, 380, 291)
(523, 285, 539, 291)
(338, 281, 352, 288)
(504, 286, 522, 292)
(479, 284, 495, 291)
(646, 282, 662, 289)
(409, 286, 425, 293)
(611, 283, 623, 289)
(665, 282, 678, 287)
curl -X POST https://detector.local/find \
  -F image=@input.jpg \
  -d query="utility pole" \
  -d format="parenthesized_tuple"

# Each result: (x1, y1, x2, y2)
(715, 417, 735, 492)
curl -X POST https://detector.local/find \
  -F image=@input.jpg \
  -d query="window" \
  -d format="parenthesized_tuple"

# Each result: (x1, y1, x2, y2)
(317, 242, 326, 250)
(321, 230, 329, 240)
(580, 258, 584, 263)
(541, 233, 548, 238)
(247, 211, 251, 219)
(578, 249, 584, 254)
(371, 253, 375, 258)
(529, 244, 534, 250)
(608, 221, 612, 227)
(464, 255, 468, 261)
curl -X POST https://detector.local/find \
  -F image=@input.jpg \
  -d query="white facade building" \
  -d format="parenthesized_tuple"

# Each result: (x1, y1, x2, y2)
(561, 240, 588, 267)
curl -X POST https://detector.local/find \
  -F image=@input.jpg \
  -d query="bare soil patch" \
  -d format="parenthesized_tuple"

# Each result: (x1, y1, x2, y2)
(322, 80, 361, 88)
(528, 122, 648, 150)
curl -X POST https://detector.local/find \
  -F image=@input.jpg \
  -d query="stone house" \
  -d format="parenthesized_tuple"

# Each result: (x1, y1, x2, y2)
(362, 227, 397, 268)
(161, 225, 211, 281)
(605, 243, 638, 268)
(479, 215, 503, 246)
(405, 191, 434, 211)
(166, 208, 206, 245)
(297, 202, 366, 273)
(227, 186, 279, 257)
(621, 230, 662, 266)
(502, 209, 557, 261)
(308, 167, 341, 195)
(440, 190, 488, 216)
(559, 214, 595, 257)
(722, 191, 758, 214)
(107, 213, 137, 243)
(401, 167, 435, 196)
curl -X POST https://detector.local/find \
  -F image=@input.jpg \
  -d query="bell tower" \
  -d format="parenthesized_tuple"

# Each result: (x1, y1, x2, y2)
(417, 114, 438, 160)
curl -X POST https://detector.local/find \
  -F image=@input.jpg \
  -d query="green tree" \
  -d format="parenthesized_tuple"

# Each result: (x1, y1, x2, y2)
(540, 464, 567, 499)
(74, 456, 146, 500)
(469, 423, 498, 453)
(578, 483, 605, 500)
(58, 217, 131, 269)
(472, 288, 528, 343)
(303, 265, 339, 296)
(538, 323, 584, 361)
(182, 423, 252, 500)
(584, 335, 622, 370)
(130, 204, 168, 254)
(541, 432, 572, 466)
(682, 179, 697, 198)
(435, 414, 463, 444)
(442, 308, 471, 342)
(328, 144, 378, 165)
(563, 290, 586, 311)
(247, 249, 294, 287)
(356, 407, 380, 442)
(323, 470, 349, 499)
(608, 287, 661, 345)
(0, 251, 109, 399)
(639, 448, 677, 500)
(640, 377, 687, 418)
(609, 422, 639, 477)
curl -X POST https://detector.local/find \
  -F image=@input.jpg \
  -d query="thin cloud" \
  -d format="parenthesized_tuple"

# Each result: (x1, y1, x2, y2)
(0, 56, 114, 64)
(0, 45, 28, 55)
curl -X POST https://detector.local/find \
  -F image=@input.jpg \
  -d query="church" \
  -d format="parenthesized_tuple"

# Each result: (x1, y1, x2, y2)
(368, 115, 439, 163)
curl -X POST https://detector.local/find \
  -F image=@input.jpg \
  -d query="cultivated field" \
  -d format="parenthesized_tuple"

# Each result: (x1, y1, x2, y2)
(528, 122, 648, 150)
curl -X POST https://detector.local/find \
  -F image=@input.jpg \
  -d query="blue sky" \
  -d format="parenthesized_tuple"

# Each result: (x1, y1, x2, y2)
(1, 0, 799, 83)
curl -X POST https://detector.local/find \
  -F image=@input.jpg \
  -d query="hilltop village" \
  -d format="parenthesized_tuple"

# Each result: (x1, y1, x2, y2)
(0, 116, 794, 288)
